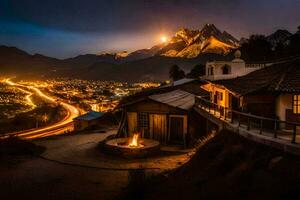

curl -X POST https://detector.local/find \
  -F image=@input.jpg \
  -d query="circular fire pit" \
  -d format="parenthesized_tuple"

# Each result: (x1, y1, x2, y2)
(104, 136, 160, 158)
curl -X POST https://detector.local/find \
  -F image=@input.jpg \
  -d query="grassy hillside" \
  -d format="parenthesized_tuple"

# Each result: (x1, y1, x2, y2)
(124, 130, 300, 200)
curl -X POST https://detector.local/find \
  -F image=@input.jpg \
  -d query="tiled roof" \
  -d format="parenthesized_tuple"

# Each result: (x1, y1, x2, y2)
(214, 58, 300, 95)
(149, 90, 195, 110)
(173, 78, 195, 86)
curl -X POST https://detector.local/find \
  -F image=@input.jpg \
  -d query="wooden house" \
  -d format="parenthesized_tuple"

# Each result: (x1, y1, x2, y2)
(117, 80, 209, 146)
(73, 111, 104, 131)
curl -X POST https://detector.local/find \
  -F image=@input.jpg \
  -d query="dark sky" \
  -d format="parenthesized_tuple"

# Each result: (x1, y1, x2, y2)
(0, 0, 299, 58)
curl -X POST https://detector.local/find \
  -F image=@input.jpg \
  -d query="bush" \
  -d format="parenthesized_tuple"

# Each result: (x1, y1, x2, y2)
(0, 137, 45, 156)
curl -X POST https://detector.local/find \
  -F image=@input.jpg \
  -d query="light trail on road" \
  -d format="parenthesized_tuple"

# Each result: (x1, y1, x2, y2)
(4, 79, 37, 112)
(2, 79, 80, 140)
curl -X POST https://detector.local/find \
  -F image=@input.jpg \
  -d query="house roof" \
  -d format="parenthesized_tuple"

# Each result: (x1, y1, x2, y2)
(117, 79, 209, 108)
(73, 111, 104, 121)
(149, 90, 195, 110)
(213, 58, 300, 95)
(173, 78, 195, 86)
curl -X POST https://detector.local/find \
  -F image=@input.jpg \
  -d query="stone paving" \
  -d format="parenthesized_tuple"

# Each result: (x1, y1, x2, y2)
(0, 128, 199, 200)
(34, 128, 196, 173)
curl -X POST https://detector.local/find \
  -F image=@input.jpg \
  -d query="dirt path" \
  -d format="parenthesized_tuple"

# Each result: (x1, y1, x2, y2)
(0, 129, 196, 200)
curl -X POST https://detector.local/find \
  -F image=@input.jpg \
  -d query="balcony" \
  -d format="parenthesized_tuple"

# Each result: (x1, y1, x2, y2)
(194, 96, 300, 155)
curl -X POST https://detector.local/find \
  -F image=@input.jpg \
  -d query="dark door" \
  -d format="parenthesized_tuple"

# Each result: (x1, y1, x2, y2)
(214, 94, 218, 104)
(286, 109, 300, 130)
(230, 94, 239, 110)
(170, 117, 184, 143)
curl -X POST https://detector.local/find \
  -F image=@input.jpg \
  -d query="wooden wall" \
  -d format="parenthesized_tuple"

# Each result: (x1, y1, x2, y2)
(127, 112, 137, 136)
(243, 94, 276, 117)
(125, 99, 189, 144)
(126, 99, 186, 114)
(149, 114, 168, 143)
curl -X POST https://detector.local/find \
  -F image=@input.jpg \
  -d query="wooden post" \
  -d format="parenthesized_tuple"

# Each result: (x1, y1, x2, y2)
(183, 132, 187, 149)
(231, 111, 234, 123)
(260, 119, 263, 134)
(224, 107, 227, 120)
(247, 116, 250, 130)
(274, 121, 277, 138)
(292, 125, 296, 143)
(238, 113, 241, 127)
(213, 104, 216, 115)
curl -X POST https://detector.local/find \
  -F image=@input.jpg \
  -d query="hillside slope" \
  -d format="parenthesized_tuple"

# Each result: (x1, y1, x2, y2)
(126, 130, 300, 199)
(0, 45, 233, 81)
(0, 45, 61, 75)
(77, 53, 231, 81)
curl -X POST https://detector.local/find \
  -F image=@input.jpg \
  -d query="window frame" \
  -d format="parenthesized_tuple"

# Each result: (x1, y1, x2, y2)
(293, 95, 300, 114)
(210, 67, 214, 76)
(215, 91, 223, 101)
(137, 112, 149, 129)
(222, 65, 231, 75)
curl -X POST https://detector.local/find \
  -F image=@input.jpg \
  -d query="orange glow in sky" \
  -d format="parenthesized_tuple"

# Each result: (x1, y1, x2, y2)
(160, 36, 168, 43)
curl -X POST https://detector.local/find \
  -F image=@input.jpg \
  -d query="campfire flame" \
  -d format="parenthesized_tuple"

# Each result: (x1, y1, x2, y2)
(128, 134, 140, 147)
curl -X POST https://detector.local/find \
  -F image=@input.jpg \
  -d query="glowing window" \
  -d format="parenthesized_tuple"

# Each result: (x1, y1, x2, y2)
(293, 95, 300, 114)
(216, 91, 223, 101)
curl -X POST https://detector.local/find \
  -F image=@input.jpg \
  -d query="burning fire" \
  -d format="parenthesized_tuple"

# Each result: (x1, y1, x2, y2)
(128, 133, 140, 147)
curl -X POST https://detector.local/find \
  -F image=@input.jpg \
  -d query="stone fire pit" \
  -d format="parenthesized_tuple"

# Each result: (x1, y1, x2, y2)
(104, 135, 160, 158)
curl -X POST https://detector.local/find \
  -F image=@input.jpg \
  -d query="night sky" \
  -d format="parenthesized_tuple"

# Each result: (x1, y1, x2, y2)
(0, 0, 299, 58)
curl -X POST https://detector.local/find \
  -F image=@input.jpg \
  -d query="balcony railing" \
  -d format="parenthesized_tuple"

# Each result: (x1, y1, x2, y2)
(195, 96, 300, 144)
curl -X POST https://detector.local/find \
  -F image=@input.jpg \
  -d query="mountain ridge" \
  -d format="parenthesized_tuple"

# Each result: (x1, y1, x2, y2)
(154, 24, 239, 58)
(1, 24, 298, 81)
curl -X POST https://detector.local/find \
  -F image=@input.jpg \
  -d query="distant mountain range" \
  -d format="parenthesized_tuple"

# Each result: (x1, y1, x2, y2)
(266, 29, 292, 47)
(0, 44, 231, 81)
(66, 23, 239, 64)
(0, 24, 298, 81)
(157, 24, 239, 58)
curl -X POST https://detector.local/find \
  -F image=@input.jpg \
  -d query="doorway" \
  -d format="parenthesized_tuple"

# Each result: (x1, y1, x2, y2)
(170, 116, 184, 143)
(229, 94, 239, 110)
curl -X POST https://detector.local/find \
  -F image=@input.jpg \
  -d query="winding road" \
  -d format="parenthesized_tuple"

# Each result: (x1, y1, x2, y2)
(2, 79, 80, 140)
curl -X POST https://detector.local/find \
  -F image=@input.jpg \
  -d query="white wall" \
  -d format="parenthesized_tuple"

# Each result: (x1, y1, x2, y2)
(205, 59, 246, 81)
(204, 59, 264, 81)
(275, 94, 293, 121)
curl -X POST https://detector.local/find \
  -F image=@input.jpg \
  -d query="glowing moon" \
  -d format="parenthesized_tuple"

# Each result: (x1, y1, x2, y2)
(160, 36, 168, 43)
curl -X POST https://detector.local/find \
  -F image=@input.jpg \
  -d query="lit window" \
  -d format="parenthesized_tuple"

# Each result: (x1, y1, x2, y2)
(215, 91, 223, 101)
(293, 95, 300, 114)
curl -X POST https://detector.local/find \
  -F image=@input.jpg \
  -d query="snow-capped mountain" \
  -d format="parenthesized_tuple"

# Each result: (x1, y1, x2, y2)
(88, 24, 239, 61)
(136, 24, 239, 59)
(266, 29, 292, 47)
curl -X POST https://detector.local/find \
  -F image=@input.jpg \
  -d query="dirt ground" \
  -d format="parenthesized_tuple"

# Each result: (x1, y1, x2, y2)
(0, 129, 195, 200)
